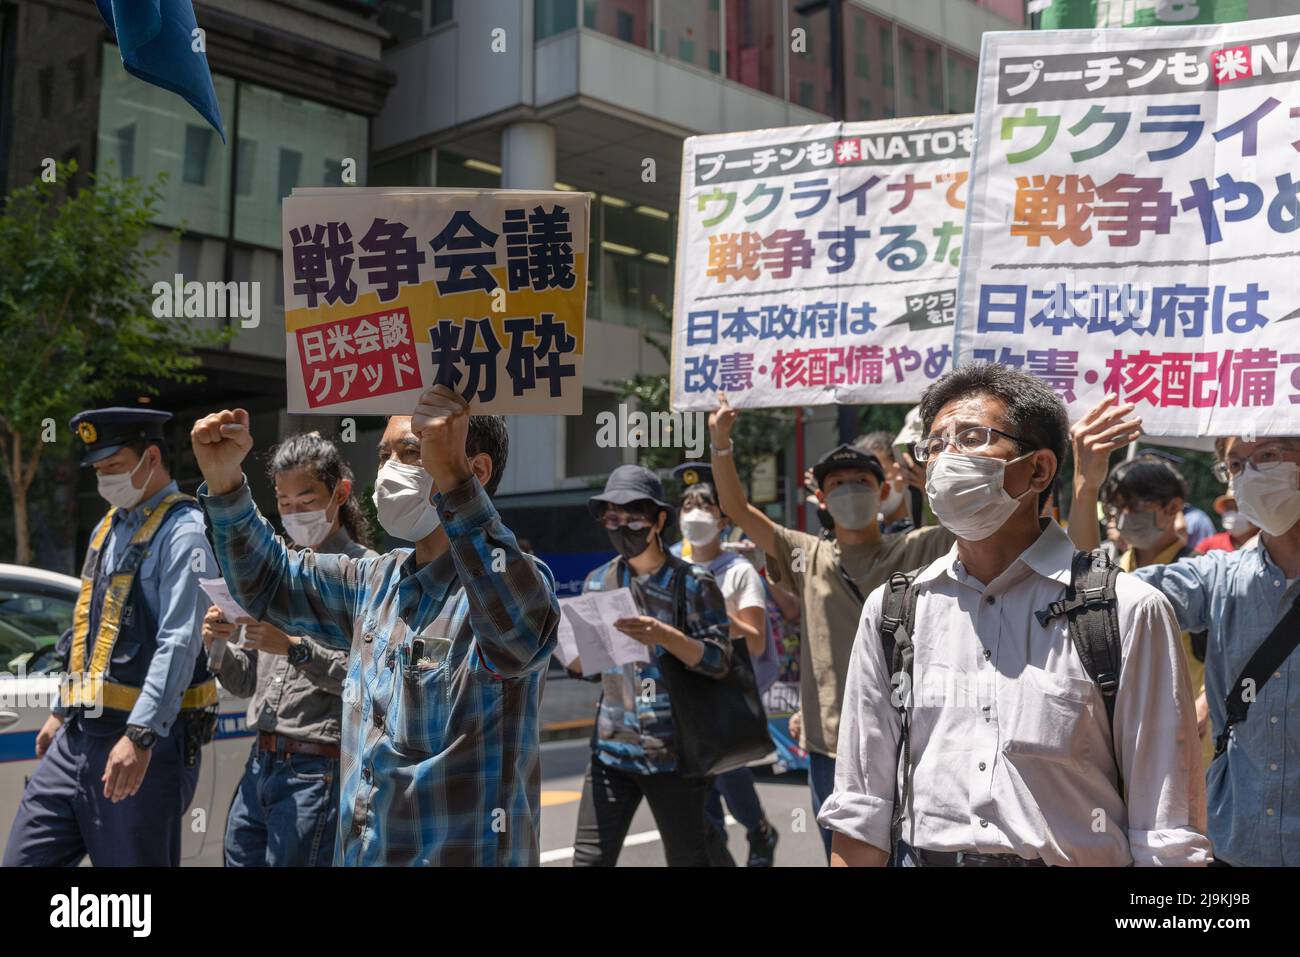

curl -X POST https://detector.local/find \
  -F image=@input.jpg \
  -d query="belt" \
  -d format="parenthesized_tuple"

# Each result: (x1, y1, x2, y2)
(257, 731, 340, 759)
(65, 677, 218, 713)
(915, 848, 1048, 867)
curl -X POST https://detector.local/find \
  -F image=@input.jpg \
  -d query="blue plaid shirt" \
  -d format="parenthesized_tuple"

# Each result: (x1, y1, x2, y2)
(200, 474, 559, 866)
(1134, 538, 1300, 866)
(583, 555, 731, 775)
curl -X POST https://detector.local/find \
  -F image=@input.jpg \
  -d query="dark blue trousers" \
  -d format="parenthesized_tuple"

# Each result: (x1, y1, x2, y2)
(223, 745, 339, 867)
(2, 717, 199, 867)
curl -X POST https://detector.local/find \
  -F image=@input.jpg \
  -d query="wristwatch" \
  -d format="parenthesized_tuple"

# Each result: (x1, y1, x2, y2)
(124, 724, 157, 750)
(287, 638, 313, 668)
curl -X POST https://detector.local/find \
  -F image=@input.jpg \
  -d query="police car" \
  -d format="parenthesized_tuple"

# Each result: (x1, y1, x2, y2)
(0, 563, 252, 865)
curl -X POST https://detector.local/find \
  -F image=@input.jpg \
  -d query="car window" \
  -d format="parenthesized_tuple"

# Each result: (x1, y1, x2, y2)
(0, 585, 76, 675)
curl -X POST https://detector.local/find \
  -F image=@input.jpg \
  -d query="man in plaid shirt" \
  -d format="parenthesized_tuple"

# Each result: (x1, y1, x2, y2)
(190, 386, 559, 866)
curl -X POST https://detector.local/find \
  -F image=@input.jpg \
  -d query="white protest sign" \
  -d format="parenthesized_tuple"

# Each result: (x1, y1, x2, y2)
(671, 115, 973, 411)
(282, 187, 589, 415)
(956, 16, 1300, 436)
(558, 588, 648, 676)
(198, 577, 251, 624)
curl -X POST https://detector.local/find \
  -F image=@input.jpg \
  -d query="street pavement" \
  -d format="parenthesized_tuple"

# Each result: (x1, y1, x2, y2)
(537, 737, 828, 867)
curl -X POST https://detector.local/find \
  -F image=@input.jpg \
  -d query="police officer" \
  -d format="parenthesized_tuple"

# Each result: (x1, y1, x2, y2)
(3, 408, 218, 867)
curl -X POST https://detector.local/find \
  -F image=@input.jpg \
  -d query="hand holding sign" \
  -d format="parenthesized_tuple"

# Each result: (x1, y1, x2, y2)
(709, 392, 738, 448)
(411, 385, 474, 494)
(1070, 395, 1143, 490)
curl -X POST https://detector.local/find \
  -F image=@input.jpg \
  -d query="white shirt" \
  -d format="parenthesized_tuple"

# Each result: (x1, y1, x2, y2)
(710, 558, 767, 618)
(818, 521, 1211, 866)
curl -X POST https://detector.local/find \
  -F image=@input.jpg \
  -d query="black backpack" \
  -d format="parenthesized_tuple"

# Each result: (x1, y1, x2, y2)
(878, 548, 1122, 860)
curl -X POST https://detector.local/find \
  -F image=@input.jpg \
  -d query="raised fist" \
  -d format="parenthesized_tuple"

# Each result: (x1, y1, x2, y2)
(191, 408, 253, 495)
(411, 385, 473, 493)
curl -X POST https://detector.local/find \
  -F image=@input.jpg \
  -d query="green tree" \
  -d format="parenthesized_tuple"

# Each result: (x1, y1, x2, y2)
(0, 162, 225, 564)
(609, 333, 794, 488)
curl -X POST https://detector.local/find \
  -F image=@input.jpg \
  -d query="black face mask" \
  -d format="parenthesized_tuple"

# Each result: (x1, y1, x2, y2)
(607, 524, 654, 560)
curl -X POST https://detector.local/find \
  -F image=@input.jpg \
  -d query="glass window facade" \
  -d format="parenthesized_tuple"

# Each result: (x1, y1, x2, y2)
(725, 0, 778, 95)
(537, 0, 579, 40)
(658, 0, 720, 74)
(233, 84, 367, 249)
(844, 7, 893, 121)
(947, 48, 978, 114)
(897, 27, 944, 117)
(786, 0, 830, 113)
(380, 0, 425, 45)
(974, 0, 1025, 25)
(583, 0, 650, 48)
(96, 45, 236, 237)
(597, 197, 673, 332)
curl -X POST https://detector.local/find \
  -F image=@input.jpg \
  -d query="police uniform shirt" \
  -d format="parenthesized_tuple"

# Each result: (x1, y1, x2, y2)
(66, 482, 215, 738)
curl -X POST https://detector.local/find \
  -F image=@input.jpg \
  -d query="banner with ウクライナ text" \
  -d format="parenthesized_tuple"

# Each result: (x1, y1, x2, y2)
(956, 16, 1300, 436)
(671, 115, 973, 412)
(282, 187, 588, 415)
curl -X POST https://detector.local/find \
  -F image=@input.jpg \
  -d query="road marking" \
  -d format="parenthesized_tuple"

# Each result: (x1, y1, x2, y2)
(540, 816, 738, 864)
(540, 789, 583, 807)
(540, 737, 590, 753)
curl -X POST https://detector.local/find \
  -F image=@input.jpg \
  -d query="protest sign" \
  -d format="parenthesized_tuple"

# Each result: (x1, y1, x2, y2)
(198, 577, 251, 625)
(1035, 0, 1249, 30)
(281, 187, 588, 415)
(956, 15, 1300, 437)
(558, 588, 648, 676)
(671, 115, 973, 411)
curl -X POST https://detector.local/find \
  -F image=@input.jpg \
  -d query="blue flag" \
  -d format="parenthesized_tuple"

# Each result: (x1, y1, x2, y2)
(96, 0, 225, 142)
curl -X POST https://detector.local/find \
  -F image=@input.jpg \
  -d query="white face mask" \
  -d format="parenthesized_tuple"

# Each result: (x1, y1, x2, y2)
(926, 450, 1035, 542)
(96, 452, 155, 510)
(878, 485, 904, 519)
(680, 508, 719, 547)
(372, 461, 440, 541)
(1220, 511, 1252, 535)
(824, 483, 880, 531)
(281, 495, 337, 549)
(1231, 463, 1300, 536)
(1116, 509, 1167, 550)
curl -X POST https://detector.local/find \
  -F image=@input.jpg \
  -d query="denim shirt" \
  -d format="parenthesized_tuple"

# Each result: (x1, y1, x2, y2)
(1133, 536, 1300, 866)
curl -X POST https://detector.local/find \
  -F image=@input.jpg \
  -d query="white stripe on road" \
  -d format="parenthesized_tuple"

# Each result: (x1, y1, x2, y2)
(540, 815, 738, 864)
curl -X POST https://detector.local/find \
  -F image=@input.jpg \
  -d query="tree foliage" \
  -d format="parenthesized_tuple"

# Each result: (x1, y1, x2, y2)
(0, 161, 228, 562)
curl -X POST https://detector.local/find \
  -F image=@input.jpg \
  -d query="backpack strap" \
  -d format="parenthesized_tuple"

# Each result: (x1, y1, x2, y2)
(1034, 548, 1124, 790)
(879, 570, 919, 862)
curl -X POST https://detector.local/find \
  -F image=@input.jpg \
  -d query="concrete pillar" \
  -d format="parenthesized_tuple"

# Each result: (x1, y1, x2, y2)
(498, 120, 562, 495)
(500, 121, 556, 189)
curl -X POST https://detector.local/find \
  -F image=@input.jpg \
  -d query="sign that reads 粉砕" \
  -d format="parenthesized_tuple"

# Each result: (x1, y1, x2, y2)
(955, 15, 1300, 437)
(281, 187, 589, 415)
(670, 115, 973, 412)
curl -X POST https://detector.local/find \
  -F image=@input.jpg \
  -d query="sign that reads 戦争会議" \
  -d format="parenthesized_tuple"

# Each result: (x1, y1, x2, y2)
(281, 187, 589, 415)
(955, 15, 1300, 437)
(670, 115, 973, 412)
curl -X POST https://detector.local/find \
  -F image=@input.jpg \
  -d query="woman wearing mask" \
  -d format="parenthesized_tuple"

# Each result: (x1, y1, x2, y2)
(203, 432, 376, 866)
(572, 465, 736, 867)
(679, 481, 782, 866)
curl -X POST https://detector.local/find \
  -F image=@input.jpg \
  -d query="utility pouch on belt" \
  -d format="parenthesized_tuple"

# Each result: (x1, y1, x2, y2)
(182, 707, 219, 767)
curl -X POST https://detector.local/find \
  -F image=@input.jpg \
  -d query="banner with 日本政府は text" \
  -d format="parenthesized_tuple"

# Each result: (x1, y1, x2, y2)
(956, 16, 1300, 437)
(671, 115, 973, 412)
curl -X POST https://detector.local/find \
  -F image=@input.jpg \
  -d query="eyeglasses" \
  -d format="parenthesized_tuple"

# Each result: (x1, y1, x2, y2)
(1212, 445, 1298, 484)
(598, 511, 654, 531)
(912, 426, 1031, 463)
